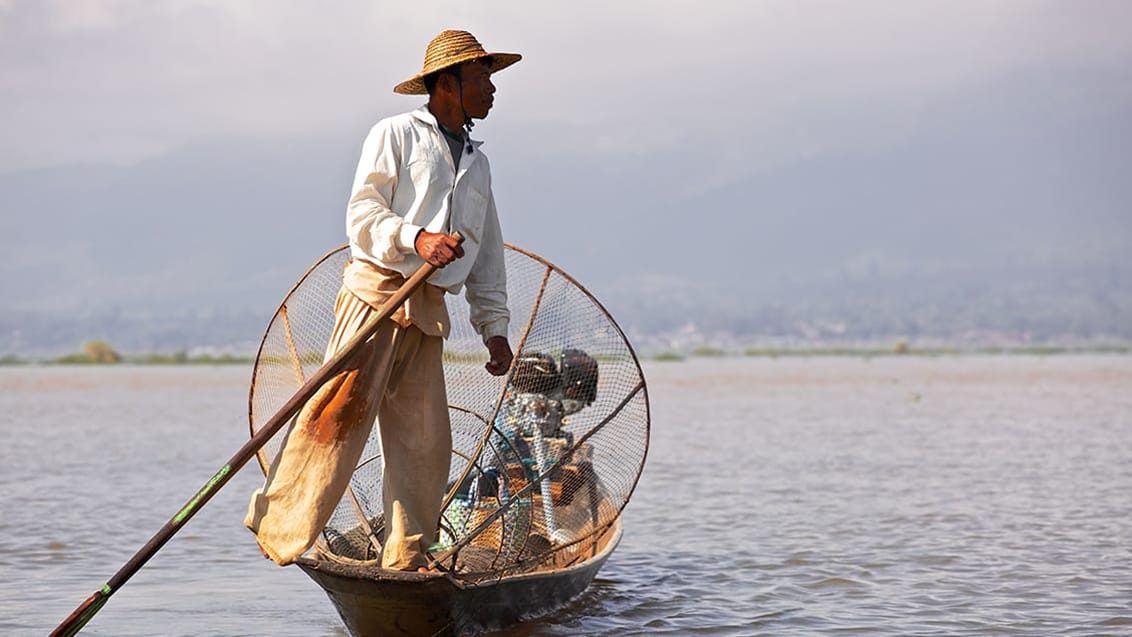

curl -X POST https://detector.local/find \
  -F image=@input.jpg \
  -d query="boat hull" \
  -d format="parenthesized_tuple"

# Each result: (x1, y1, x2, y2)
(296, 524, 621, 637)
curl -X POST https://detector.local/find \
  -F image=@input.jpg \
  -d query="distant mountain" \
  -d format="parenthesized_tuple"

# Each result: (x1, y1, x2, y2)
(0, 133, 357, 314)
(2, 63, 1130, 356)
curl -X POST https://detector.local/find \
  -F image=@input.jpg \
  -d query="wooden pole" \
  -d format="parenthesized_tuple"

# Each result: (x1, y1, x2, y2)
(51, 237, 459, 636)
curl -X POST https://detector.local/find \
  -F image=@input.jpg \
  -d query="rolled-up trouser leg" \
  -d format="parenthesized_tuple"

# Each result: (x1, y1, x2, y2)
(377, 326, 451, 570)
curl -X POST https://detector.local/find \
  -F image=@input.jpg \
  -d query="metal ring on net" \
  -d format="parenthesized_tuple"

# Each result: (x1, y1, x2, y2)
(248, 244, 650, 581)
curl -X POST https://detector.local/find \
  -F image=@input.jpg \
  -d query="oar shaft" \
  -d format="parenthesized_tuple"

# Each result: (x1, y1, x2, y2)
(51, 239, 458, 637)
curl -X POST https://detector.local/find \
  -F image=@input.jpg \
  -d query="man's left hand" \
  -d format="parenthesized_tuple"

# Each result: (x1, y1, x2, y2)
(485, 336, 513, 376)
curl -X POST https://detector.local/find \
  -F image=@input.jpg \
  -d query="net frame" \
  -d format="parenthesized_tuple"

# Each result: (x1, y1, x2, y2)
(247, 243, 650, 581)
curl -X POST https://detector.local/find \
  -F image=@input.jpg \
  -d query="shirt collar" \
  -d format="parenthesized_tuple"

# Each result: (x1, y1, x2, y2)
(411, 104, 485, 151)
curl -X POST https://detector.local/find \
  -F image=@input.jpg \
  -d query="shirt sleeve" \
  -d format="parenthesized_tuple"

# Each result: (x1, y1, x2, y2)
(464, 190, 510, 343)
(346, 122, 420, 262)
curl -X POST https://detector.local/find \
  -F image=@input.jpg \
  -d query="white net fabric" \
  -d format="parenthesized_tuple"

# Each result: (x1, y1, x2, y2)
(249, 245, 649, 580)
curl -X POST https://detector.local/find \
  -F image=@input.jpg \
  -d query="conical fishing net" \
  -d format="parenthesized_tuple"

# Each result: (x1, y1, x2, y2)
(248, 244, 649, 581)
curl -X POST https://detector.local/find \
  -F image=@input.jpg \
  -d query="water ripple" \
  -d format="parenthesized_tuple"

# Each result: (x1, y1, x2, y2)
(6, 358, 1132, 635)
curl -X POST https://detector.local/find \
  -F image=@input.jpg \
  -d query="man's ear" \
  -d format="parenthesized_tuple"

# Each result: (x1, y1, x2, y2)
(439, 71, 458, 94)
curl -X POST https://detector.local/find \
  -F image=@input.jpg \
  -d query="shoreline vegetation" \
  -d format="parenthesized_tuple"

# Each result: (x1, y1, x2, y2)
(0, 340, 1129, 366)
(0, 340, 254, 366)
(653, 343, 1132, 361)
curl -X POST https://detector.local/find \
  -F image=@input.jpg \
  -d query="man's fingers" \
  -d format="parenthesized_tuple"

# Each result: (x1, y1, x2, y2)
(443, 236, 465, 259)
(421, 234, 462, 267)
(429, 245, 451, 266)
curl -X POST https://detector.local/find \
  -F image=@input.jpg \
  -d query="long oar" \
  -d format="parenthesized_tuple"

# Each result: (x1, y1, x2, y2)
(51, 236, 460, 637)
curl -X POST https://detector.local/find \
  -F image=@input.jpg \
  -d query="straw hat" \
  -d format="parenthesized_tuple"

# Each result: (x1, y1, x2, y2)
(393, 29, 521, 95)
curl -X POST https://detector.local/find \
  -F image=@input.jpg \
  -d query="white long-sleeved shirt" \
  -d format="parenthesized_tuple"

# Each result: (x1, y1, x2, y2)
(345, 106, 509, 341)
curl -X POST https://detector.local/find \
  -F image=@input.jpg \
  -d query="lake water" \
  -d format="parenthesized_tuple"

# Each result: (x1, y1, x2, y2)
(3, 356, 1131, 636)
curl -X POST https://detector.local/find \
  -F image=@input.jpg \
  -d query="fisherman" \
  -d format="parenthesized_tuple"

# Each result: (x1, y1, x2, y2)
(246, 29, 519, 572)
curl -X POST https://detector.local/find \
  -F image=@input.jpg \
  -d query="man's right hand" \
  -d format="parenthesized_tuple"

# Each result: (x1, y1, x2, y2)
(415, 231, 465, 268)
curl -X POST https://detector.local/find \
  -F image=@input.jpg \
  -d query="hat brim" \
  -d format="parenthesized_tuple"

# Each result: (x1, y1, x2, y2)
(393, 52, 521, 95)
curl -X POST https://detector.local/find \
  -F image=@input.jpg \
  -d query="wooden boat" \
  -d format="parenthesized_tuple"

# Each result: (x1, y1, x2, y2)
(295, 521, 621, 637)
(293, 435, 627, 636)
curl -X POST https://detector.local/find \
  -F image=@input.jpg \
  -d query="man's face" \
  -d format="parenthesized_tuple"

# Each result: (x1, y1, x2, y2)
(457, 60, 496, 119)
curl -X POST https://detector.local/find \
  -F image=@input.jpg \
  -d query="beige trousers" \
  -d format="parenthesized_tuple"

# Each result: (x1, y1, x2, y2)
(246, 285, 451, 570)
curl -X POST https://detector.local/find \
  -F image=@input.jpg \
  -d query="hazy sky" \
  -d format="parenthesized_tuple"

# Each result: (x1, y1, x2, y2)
(3, 0, 1130, 178)
(2, 0, 1130, 332)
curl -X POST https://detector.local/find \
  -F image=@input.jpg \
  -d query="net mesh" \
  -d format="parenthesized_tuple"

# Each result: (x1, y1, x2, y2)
(248, 245, 649, 581)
